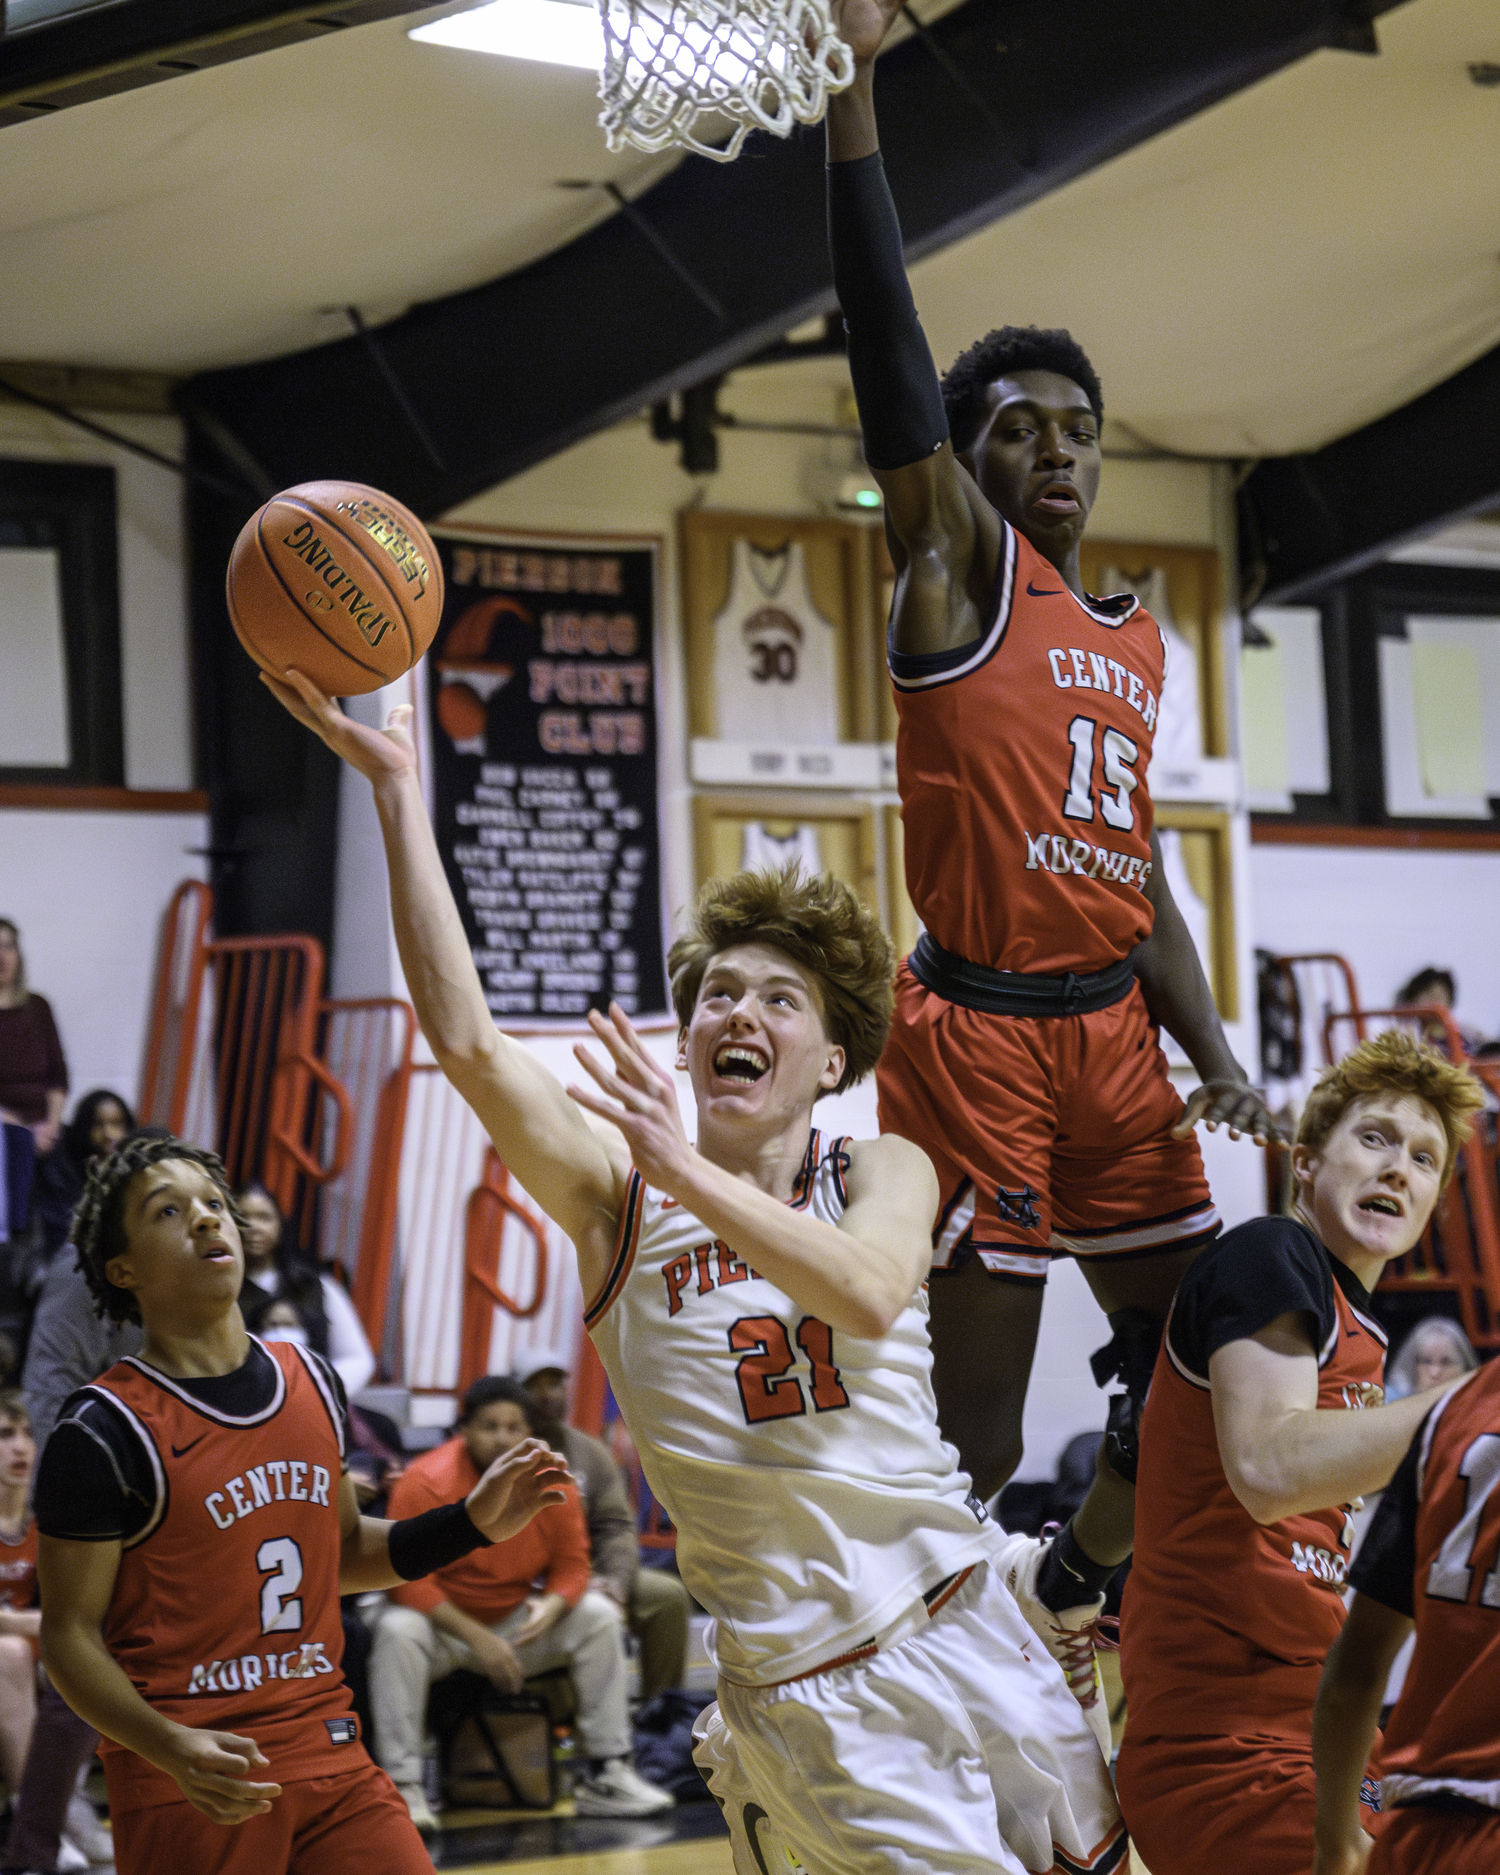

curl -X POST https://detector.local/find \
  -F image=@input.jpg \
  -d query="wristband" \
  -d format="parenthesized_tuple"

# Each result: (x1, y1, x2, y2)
(827, 152, 950, 471)
(387, 1499, 489, 1581)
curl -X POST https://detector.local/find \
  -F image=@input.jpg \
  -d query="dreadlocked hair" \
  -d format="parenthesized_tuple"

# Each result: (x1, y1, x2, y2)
(941, 324, 1104, 451)
(668, 866, 895, 1096)
(72, 1132, 246, 1324)
(1296, 1030, 1486, 1191)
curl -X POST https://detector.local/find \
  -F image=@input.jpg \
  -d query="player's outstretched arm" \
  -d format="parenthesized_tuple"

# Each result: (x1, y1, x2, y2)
(263, 671, 627, 1266)
(571, 1004, 936, 1336)
(40, 1535, 281, 1825)
(338, 1436, 570, 1593)
(1134, 830, 1282, 1145)
(824, 0, 1000, 659)
(1210, 1317, 1461, 1525)
(1312, 1593, 1409, 1875)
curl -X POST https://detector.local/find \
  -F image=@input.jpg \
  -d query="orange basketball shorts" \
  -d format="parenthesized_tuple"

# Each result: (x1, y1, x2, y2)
(1370, 1805, 1500, 1874)
(1115, 1730, 1381, 1875)
(876, 966, 1217, 1283)
(107, 1754, 432, 1875)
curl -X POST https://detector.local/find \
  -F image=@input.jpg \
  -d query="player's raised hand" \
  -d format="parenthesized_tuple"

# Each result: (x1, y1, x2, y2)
(830, 0, 903, 64)
(568, 1003, 694, 1189)
(260, 667, 419, 788)
(162, 1725, 281, 1824)
(1172, 1078, 1284, 1147)
(465, 1436, 571, 1544)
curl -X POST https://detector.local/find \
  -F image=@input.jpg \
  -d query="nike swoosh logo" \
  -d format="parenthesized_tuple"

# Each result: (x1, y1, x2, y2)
(1026, 580, 1062, 596)
(171, 1436, 206, 1457)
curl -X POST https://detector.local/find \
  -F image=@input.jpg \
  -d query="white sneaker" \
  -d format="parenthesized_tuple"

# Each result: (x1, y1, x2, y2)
(396, 1782, 439, 1834)
(996, 1530, 1116, 1761)
(55, 1843, 89, 1874)
(65, 1795, 114, 1865)
(572, 1757, 675, 1817)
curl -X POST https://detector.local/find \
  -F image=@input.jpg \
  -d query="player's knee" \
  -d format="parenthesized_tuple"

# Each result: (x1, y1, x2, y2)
(370, 1602, 436, 1661)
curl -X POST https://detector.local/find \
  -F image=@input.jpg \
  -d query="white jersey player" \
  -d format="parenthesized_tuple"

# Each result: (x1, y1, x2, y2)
(267, 665, 1126, 1875)
(711, 539, 843, 746)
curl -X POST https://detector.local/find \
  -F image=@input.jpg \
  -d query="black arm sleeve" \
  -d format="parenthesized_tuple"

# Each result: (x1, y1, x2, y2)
(386, 1500, 489, 1580)
(827, 153, 950, 472)
(34, 1398, 157, 1542)
(1167, 1218, 1336, 1381)
(1349, 1425, 1424, 1617)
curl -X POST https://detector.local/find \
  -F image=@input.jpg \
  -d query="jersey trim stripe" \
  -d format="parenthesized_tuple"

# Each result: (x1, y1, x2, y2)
(117, 1344, 288, 1427)
(1414, 1381, 1463, 1495)
(291, 1343, 347, 1462)
(1348, 1301, 1390, 1349)
(1163, 1321, 1212, 1393)
(81, 1385, 168, 1549)
(1383, 1772, 1500, 1813)
(1050, 1199, 1221, 1256)
(583, 1171, 644, 1328)
(1053, 1820, 1130, 1874)
(887, 521, 1017, 692)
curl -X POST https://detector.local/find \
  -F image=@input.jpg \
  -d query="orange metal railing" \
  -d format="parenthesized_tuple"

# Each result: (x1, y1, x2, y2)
(138, 879, 213, 1130)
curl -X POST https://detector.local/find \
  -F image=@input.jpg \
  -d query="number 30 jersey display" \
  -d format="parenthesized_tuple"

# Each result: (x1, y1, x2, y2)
(80, 1339, 356, 1807)
(711, 539, 842, 746)
(585, 1131, 994, 1686)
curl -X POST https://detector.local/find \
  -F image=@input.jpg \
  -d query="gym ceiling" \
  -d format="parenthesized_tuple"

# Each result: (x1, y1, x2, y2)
(1, 0, 1497, 598)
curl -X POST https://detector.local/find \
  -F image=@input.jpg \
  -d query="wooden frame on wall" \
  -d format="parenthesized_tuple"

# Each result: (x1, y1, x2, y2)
(1154, 803, 1237, 1021)
(680, 510, 881, 745)
(882, 803, 920, 958)
(693, 793, 880, 911)
(0, 459, 123, 786)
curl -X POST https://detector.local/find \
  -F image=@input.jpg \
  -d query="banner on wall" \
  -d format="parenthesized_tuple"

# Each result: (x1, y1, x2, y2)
(426, 529, 668, 1027)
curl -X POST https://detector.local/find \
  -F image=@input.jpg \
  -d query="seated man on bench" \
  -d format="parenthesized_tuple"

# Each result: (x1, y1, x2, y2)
(368, 1376, 672, 1830)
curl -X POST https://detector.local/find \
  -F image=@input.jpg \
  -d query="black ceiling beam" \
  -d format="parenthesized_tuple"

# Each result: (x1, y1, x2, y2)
(1239, 338, 1500, 602)
(182, 0, 1402, 521)
(0, 0, 436, 124)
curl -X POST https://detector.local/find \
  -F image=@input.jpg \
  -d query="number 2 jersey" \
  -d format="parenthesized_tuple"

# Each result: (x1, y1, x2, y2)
(1121, 1217, 1388, 1740)
(890, 517, 1165, 974)
(584, 1131, 995, 1686)
(1352, 1359, 1500, 1810)
(35, 1337, 358, 1810)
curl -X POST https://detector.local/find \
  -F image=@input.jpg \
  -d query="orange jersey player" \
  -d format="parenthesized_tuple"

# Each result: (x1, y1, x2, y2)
(1116, 1033, 1486, 1875)
(1313, 1352, 1500, 1875)
(822, 0, 1278, 1742)
(35, 1133, 568, 1875)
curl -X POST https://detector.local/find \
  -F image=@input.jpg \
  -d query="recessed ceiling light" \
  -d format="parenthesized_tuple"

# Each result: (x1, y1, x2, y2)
(410, 0, 604, 71)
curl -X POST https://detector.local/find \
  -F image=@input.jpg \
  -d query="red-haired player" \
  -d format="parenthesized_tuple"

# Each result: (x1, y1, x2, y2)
(1313, 1351, 1500, 1874)
(34, 1134, 568, 1875)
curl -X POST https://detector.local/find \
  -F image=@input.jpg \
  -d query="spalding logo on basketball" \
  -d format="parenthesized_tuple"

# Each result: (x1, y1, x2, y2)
(226, 479, 445, 696)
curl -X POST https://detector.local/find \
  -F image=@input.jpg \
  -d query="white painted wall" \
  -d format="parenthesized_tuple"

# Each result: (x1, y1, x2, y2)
(0, 808, 207, 1106)
(0, 403, 193, 790)
(1250, 840, 1500, 1039)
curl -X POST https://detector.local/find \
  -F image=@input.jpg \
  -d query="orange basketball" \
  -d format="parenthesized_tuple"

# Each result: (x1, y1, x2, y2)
(226, 480, 444, 696)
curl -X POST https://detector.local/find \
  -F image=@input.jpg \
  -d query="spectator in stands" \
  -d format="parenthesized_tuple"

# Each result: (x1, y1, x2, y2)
(35, 1091, 134, 1266)
(236, 1182, 375, 1397)
(1385, 1315, 1479, 1401)
(514, 1348, 691, 1702)
(0, 922, 67, 1161)
(1396, 966, 1484, 1053)
(368, 1375, 672, 1832)
(0, 1390, 39, 1800)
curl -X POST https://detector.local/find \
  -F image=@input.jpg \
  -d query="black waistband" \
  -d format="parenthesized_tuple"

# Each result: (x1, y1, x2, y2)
(1396, 1791, 1498, 1818)
(909, 932, 1136, 1018)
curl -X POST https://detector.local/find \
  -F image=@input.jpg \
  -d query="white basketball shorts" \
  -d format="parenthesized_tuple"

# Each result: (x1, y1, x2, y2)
(693, 1561, 1126, 1875)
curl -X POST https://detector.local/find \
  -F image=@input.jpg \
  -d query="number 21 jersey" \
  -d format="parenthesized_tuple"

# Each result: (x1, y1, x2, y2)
(585, 1132, 993, 1686)
(87, 1339, 357, 1808)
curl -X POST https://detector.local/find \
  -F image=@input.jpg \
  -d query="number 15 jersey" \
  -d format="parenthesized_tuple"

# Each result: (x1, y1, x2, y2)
(585, 1132, 994, 1687)
(891, 518, 1166, 975)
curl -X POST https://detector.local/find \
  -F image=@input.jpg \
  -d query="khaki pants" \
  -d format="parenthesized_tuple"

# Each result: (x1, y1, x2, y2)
(370, 1590, 631, 1785)
(629, 1566, 692, 1700)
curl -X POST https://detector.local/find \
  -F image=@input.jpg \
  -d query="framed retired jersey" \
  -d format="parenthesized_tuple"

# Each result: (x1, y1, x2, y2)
(680, 510, 881, 747)
(693, 792, 880, 913)
(1153, 803, 1238, 1021)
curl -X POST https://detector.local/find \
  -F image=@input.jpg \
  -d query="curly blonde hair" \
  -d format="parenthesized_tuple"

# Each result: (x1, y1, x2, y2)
(668, 867, 894, 1095)
(1296, 1030, 1486, 1189)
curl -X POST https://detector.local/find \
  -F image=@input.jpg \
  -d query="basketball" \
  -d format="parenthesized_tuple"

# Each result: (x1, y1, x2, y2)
(226, 479, 444, 696)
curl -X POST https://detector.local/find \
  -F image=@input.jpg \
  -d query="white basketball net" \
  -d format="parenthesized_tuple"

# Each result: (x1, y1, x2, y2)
(597, 0, 856, 163)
